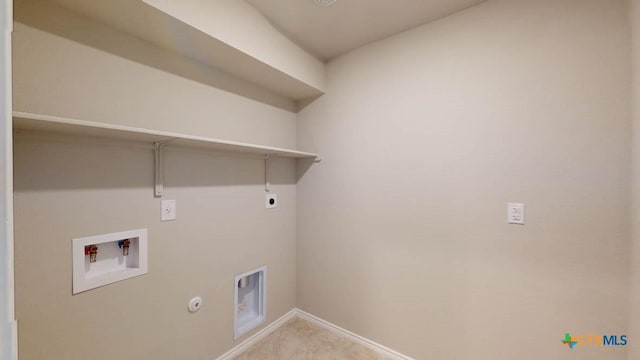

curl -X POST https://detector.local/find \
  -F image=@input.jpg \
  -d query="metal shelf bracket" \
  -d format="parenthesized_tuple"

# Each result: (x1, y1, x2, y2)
(264, 154, 271, 192)
(154, 141, 171, 197)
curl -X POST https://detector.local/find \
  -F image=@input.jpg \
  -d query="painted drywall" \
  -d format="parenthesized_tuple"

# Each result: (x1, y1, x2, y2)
(15, 0, 302, 114)
(13, 2, 298, 149)
(0, 0, 14, 358)
(296, 0, 631, 359)
(630, 1, 640, 359)
(13, 133, 297, 360)
(24, 0, 323, 102)
(143, 0, 326, 92)
(12, 3, 300, 359)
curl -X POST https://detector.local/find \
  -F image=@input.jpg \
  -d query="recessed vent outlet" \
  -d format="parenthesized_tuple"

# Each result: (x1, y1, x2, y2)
(234, 266, 266, 339)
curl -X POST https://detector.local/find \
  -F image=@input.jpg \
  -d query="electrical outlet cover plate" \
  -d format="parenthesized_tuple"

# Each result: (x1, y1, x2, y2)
(266, 194, 277, 209)
(508, 203, 525, 225)
(161, 200, 177, 221)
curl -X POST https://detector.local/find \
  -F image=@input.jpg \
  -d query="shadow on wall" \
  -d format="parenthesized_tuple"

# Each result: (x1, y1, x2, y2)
(296, 158, 316, 183)
(13, 0, 297, 112)
(13, 131, 297, 191)
(296, 93, 324, 112)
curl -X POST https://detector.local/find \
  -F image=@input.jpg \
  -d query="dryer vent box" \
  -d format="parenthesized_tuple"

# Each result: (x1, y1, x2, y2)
(234, 266, 266, 339)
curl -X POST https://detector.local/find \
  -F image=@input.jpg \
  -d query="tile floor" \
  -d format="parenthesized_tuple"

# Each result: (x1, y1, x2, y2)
(232, 317, 393, 360)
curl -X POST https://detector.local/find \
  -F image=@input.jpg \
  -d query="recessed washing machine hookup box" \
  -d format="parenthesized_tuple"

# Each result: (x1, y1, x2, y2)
(72, 228, 148, 294)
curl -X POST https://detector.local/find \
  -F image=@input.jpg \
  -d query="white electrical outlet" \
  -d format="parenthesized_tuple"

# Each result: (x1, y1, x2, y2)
(507, 203, 525, 225)
(266, 194, 277, 209)
(161, 200, 177, 221)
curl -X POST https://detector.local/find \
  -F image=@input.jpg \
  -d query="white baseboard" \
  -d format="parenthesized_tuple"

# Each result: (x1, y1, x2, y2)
(215, 308, 297, 360)
(215, 308, 414, 360)
(295, 309, 415, 360)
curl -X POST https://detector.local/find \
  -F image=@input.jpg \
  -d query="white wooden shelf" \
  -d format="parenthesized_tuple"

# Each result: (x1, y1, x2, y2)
(13, 111, 320, 197)
(13, 112, 319, 159)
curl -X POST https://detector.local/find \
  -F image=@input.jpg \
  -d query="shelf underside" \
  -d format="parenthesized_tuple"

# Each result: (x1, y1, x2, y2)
(13, 112, 318, 159)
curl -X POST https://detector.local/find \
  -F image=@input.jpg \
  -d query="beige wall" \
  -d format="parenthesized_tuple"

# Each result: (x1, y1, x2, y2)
(14, 133, 297, 360)
(143, 0, 326, 92)
(13, 0, 636, 359)
(12, 4, 300, 360)
(13, 3, 298, 148)
(296, 0, 631, 359)
(630, 0, 640, 359)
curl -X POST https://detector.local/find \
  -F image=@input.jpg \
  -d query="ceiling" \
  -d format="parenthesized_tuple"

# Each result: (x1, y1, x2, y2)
(246, 0, 487, 61)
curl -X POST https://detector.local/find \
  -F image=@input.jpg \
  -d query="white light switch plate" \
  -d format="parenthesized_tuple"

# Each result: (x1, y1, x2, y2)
(161, 200, 177, 221)
(507, 203, 524, 225)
